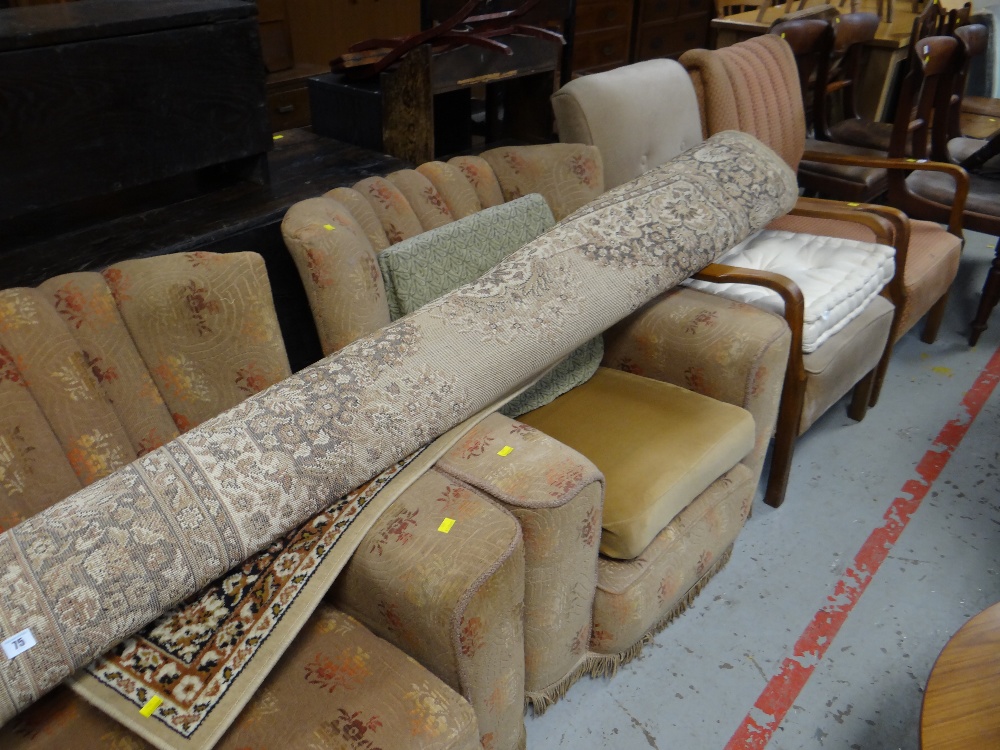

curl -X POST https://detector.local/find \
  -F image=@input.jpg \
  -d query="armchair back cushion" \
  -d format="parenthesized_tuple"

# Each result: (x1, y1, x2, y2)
(682, 35, 806, 171)
(378, 194, 556, 319)
(480, 144, 605, 221)
(103, 252, 291, 431)
(283, 196, 390, 357)
(551, 59, 704, 189)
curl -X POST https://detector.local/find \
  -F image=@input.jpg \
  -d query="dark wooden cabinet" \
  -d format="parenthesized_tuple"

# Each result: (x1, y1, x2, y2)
(571, 0, 633, 74)
(570, 0, 711, 75)
(0, 0, 272, 222)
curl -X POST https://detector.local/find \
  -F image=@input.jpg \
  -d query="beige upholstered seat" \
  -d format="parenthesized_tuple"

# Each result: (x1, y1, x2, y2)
(518, 367, 755, 560)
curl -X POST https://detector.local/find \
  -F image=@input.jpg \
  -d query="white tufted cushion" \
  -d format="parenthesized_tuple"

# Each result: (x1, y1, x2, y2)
(686, 230, 895, 353)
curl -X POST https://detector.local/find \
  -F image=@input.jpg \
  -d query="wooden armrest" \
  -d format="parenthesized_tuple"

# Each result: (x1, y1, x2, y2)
(789, 197, 896, 247)
(791, 197, 910, 306)
(693, 262, 805, 379)
(800, 150, 970, 235)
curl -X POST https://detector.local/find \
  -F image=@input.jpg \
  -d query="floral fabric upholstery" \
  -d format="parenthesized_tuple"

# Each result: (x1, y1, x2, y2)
(591, 463, 753, 656)
(387, 169, 456, 231)
(331, 468, 526, 750)
(0, 253, 487, 750)
(448, 156, 506, 209)
(0, 607, 480, 750)
(282, 196, 391, 356)
(353, 176, 426, 244)
(103, 251, 291, 432)
(436, 413, 604, 702)
(417, 161, 484, 219)
(479, 144, 605, 221)
(324, 186, 391, 252)
(38, 273, 179, 460)
(279, 135, 796, 718)
(0, 355, 81, 530)
(0, 289, 135, 489)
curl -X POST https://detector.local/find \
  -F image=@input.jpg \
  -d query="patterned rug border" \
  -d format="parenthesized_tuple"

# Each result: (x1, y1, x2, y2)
(66, 411, 493, 750)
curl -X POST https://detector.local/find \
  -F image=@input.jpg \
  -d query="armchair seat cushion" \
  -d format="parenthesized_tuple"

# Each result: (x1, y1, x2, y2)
(685, 229, 894, 353)
(518, 367, 755, 560)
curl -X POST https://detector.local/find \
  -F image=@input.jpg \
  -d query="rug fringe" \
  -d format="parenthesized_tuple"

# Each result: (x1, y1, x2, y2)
(586, 544, 735, 679)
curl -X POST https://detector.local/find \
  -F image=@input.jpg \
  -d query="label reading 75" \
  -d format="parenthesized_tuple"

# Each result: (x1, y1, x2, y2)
(2, 629, 37, 660)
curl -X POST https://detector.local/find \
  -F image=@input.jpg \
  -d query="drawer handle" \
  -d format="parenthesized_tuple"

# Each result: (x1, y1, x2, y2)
(601, 43, 614, 57)
(684, 29, 697, 41)
(650, 37, 663, 49)
(277, 104, 295, 114)
(601, 8, 617, 22)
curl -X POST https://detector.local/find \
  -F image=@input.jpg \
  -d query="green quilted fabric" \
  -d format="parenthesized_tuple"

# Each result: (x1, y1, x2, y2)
(379, 193, 555, 319)
(377, 193, 603, 417)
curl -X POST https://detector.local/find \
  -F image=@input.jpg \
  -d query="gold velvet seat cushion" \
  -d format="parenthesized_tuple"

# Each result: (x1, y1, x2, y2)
(518, 367, 755, 560)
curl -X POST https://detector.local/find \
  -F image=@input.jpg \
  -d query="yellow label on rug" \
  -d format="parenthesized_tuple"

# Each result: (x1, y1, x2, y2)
(323, 224, 335, 231)
(438, 518, 456, 533)
(498, 445, 513, 457)
(140, 695, 163, 717)
(273, 134, 284, 140)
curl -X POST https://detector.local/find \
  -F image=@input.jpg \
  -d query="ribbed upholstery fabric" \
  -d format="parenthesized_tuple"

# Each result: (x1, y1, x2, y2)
(681, 35, 806, 171)
(324, 186, 391, 252)
(448, 156, 506, 209)
(417, 161, 484, 219)
(352, 176, 427, 243)
(387, 169, 456, 231)
(282, 196, 391, 356)
(37, 272, 180, 459)
(104, 252, 291, 432)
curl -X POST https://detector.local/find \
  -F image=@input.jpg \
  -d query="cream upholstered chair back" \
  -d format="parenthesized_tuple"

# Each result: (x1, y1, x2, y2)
(551, 59, 703, 190)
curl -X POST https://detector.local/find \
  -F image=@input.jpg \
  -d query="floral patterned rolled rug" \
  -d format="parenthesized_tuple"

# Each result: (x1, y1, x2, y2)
(0, 131, 798, 737)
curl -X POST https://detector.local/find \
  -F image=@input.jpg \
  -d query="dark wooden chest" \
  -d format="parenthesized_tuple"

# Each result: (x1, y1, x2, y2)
(0, 0, 272, 223)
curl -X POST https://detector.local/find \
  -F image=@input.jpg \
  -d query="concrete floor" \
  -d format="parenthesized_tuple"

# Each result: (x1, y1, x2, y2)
(525, 230, 1000, 749)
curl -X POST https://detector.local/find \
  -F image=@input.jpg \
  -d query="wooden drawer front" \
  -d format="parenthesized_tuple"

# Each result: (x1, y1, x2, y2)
(575, 0, 633, 32)
(635, 14, 710, 60)
(640, 0, 710, 23)
(267, 86, 312, 132)
(572, 27, 631, 71)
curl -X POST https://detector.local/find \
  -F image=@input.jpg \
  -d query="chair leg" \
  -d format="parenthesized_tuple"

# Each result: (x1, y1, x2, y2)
(921, 291, 950, 344)
(849, 368, 877, 422)
(869, 307, 900, 408)
(763, 373, 807, 508)
(970, 238, 1000, 346)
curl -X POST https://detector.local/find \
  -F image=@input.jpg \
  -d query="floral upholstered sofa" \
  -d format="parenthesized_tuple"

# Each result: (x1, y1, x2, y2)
(0, 251, 484, 749)
(0, 132, 798, 750)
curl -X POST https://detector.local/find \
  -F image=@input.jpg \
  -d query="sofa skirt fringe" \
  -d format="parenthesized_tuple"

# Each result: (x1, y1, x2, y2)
(585, 544, 735, 680)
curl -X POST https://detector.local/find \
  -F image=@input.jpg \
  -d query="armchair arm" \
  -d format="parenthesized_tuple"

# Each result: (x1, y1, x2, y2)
(800, 150, 970, 236)
(792, 197, 911, 309)
(602, 280, 793, 483)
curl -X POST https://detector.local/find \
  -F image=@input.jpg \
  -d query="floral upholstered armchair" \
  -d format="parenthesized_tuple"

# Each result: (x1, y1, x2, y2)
(281, 136, 795, 731)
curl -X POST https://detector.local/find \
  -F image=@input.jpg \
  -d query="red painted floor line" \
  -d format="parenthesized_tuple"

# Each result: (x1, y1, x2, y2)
(725, 343, 1000, 750)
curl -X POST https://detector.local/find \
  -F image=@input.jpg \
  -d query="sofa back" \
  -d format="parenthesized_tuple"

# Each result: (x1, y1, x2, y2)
(283, 143, 605, 357)
(0, 251, 291, 527)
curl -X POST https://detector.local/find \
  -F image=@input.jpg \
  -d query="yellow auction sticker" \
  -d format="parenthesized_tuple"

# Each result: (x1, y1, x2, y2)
(140, 695, 163, 717)
(438, 518, 456, 533)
